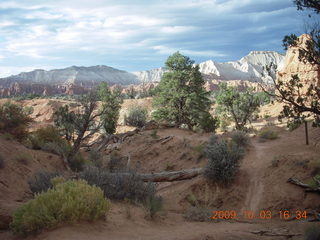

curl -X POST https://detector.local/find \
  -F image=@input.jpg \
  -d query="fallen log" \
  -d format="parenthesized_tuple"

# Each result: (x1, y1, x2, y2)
(139, 168, 204, 182)
(91, 168, 204, 182)
(288, 177, 320, 193)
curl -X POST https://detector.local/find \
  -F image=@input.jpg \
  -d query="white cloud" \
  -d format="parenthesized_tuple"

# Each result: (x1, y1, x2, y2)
(152, 45, 226, 57)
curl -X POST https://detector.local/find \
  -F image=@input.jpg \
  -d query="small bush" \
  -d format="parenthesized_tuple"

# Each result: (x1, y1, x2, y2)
(192, 144, 205, 162)
(197, 112, 218, 133)
(79, 167, 156, 203)
(288, 121, 302, 131)
(15, 152, 33, 165)
(88, 149, 103, 168)
(11, 178, 111, 236)
(307, 175, 320, 188)
(0, 101, 32, 141)
(231, 131, 250, 148)
(150, 129, 159, 139)
(107, 151, 126, 172)
(305, 224, 320, 240)
(69, 153, 86, 172)
(125, 106, 148, 127)
(28, 171, 62, 194)
(184, 207, 211, 222)
(259, 128, 278, 142)
(204, 135, 244, 184)
(144, 195, 163, 219)
(0, 153, 4, 169)
(28, 126, 66, 151)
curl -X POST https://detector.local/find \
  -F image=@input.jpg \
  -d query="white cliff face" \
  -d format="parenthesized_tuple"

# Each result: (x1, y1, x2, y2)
(132, 67, 166, 83)
(134, 51, 285, 84)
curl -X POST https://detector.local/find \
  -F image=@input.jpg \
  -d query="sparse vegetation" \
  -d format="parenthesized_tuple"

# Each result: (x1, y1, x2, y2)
(11, 178, 111, 236)
(15, 152, 33, 165)
(79, 167, 156, 203)
(28, 125, 67, 150)
(150, 129, 159, 139)
(28, 171, 62, 194)
(0, 153, 4, 169)
(304, 224, 320, 240)
(184, 207, 211, 222)
(125, 106, 148, 127)
(144, 195, 163, 219)
(88, 149, 103, 168)
(205, 135, 244, 184)
(231, 131, 250, 148)
(192, 144, 205, 162)
(258, 128, 278, 142)
(0, 101, 33, 141)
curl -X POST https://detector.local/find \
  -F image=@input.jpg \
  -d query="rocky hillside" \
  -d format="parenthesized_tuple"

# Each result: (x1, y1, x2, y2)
(133, 51, 284, 83)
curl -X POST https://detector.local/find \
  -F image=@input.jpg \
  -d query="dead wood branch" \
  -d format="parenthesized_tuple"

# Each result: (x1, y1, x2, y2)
(288, 177, 320, 193)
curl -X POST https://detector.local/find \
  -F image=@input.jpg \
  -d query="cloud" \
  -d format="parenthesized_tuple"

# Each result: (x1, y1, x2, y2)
(0, 0, 306, 75)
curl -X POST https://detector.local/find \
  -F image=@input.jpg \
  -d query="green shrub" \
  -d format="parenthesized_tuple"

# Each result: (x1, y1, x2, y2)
(88, 149, 103, 168)
(259, 128, 278, 142)
(28, 171, 62, 194)
(305, 224, 320, 240)
(288, 121, 302, 131)
(107, 151, 126, 172)
(144, 195, 163, 219)
(125, 106, 148, 127)
(69, 153, 86, 172)
(0, 153, 4, 169)
(11, 178, 111, 236)
(150, 129, 159, 139)
(15, 152, 33, 165)
(79, 167, 156, 203)
(0, 101, 32, 141)
(192, 144, 205, 162)
(204, 135, 244, 184)
(184, 207, 211, 222)
(28, 126, 66, 150)
(231, 131, 250, 148)
(197, 112, 218, 133)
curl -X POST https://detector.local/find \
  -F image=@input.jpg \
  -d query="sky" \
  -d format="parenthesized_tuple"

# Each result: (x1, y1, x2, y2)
(0, 0, 312, 77)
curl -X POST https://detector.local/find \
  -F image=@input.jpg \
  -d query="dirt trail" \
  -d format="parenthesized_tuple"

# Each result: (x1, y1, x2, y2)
(241, 142, 267, 213)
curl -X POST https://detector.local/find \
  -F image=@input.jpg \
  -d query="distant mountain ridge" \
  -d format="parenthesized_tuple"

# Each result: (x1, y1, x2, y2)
(133, 51, 284, 84)
(0, 51, 284, 96)
(0, 65, 139, 87)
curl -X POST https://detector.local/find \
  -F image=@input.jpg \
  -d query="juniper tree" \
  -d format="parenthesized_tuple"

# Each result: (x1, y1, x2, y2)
(216, 83, 261, 131)
(152, 52, 215, 131)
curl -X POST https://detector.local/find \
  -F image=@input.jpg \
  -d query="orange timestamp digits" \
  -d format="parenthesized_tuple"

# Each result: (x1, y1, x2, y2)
(211, 210, 308, 220)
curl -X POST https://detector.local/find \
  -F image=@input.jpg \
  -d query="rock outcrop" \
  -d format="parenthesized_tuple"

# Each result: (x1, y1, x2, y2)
(277, 34, 320, 94)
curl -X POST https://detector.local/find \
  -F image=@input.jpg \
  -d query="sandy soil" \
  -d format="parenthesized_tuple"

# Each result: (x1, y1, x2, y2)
(0, 98, 320, 240)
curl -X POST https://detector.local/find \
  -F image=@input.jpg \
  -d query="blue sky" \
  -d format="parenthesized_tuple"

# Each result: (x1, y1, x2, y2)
(0, 0, 311, 77)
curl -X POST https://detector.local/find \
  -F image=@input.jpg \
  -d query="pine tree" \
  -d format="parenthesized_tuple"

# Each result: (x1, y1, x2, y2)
(152, 52, 215, 131)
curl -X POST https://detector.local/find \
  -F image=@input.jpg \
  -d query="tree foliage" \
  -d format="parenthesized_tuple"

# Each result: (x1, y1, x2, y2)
(54, 84, 122, 166)
(0, 101, 33, 140)
(270, 1, 320, 127)
(152, 52, 214, 131)
(216, 83, 261, 131)
(97, 82, 123, 135)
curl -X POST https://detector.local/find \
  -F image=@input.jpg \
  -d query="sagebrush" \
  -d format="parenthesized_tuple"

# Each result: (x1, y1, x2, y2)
(11, 178, 111, 236)
(205, 135, 244, 184)
(79, 166, 156, 203)
(28, 171, 62, 194)
(125, 106, 148, 127)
